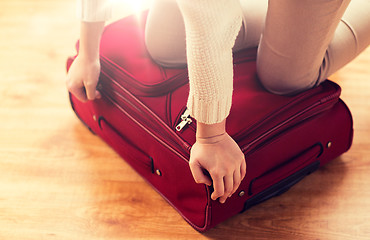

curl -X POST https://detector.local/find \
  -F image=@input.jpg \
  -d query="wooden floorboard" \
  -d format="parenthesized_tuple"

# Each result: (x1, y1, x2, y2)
(0, 1, 369, 239)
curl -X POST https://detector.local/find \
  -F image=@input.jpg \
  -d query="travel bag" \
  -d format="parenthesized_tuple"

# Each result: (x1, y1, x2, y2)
(66, 12, 353, 231)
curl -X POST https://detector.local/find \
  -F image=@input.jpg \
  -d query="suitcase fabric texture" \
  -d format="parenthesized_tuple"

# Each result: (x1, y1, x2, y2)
(66, 12, 353, 232)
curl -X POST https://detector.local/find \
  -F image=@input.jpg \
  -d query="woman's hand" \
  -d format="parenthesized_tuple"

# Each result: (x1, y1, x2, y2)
(66, 21, 105, 102)
(66, 55, 101, 102)
(189, 121, 246, 204)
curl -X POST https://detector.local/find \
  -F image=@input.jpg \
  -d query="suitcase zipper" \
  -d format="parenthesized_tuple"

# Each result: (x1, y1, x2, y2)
(176, 108, 192, 131)
(100, 56, 189, 97)
(98, 52, 340, 162)
(99, 76, 192, 161)
(100, 48, 256, 97)
(241, 89, 341, 153)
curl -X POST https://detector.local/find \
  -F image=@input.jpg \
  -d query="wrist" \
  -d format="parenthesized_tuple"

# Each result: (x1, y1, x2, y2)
(77, 52, 99, 63)
(196, 132, 227, 144)
(196, 119, 226, 138)
(78, 21, 105, 61)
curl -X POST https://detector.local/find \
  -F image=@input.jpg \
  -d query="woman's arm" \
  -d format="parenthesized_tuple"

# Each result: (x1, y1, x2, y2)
(66, 0, 111, 101)
(176, 0, 245, 203)
(66, 21, 105, 102)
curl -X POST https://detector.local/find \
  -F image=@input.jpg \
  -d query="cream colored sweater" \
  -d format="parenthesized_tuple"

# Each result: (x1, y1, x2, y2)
(78, 0, 242, 124)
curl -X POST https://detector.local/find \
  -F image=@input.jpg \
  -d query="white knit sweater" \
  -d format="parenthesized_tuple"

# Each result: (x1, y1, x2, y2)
(78, 0, 242, 124)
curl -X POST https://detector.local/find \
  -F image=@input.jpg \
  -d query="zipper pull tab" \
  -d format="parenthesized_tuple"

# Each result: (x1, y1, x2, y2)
(176, 109, 192, 132)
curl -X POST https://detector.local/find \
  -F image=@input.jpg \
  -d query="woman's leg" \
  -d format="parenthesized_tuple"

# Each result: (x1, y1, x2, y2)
(233, 0, 268, 52)
(257, 0, 370, 95)
(325, 0, 370, 78)
(145, 0, 268, 67)
(145, 0, 187, 67)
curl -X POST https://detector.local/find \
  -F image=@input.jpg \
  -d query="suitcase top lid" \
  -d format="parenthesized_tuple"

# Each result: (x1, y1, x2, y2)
(98, 11, 190, 96)
(76, 11, 257, 97)
(82, 12, 343, 153)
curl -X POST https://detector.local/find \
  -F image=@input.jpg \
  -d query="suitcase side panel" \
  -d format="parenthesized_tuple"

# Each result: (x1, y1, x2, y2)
(69, 94, 212, 231)
(207, 100, 353, 230)
(69, 91, 353, 231)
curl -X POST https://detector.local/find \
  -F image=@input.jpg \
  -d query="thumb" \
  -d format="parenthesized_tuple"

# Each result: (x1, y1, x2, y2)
(189, 162, 212, 186)
(85, 81, 97, 100)
(95, 90, 102, 99)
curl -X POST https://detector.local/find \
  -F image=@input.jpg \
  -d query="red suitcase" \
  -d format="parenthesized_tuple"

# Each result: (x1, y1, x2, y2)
(66, 12, 353, 232)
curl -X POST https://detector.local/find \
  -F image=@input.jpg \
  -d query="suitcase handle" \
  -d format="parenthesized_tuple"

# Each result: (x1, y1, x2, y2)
(243, 144, 322, 211)
(98, 117, 153, 171)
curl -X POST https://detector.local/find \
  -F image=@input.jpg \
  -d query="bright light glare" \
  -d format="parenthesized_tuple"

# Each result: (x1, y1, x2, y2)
(113, 0, 151, 13)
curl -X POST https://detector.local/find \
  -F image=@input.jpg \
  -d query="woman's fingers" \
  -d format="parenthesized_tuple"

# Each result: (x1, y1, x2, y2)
(216, 157, 246, 203)
(189, 160, 212, 186)
(84, 79, 99, 100)
(241, 157, 247, 181)
(231, 168, 241, 196)
(219, 174, 233, 203)
(66, 78, 88, 102)
(210, 173, 224, 201)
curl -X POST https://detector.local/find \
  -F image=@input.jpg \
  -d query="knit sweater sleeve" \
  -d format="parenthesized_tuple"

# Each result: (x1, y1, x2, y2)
(77, 0, 112, 22)
(176, 0, 242, 124)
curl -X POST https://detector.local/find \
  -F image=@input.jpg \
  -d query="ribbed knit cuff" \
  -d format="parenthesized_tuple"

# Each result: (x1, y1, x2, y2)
(187, 95, 233, 125)
(77, 0, 112, 22)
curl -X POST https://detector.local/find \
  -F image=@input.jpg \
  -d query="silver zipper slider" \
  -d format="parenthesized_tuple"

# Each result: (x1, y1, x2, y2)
(176, 109, 192, 132)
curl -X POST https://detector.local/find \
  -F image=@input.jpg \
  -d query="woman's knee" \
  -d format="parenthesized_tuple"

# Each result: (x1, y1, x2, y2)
(257, 65, 320, 95)
(145, 34, 187, 68)
(144, 0, 187, 67)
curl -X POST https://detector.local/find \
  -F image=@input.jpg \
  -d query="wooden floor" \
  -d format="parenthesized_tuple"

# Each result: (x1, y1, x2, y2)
(0, 1, 369, 239)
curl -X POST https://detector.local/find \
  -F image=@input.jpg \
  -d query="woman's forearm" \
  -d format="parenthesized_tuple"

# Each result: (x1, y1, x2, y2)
(78, 21, 105, 61)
